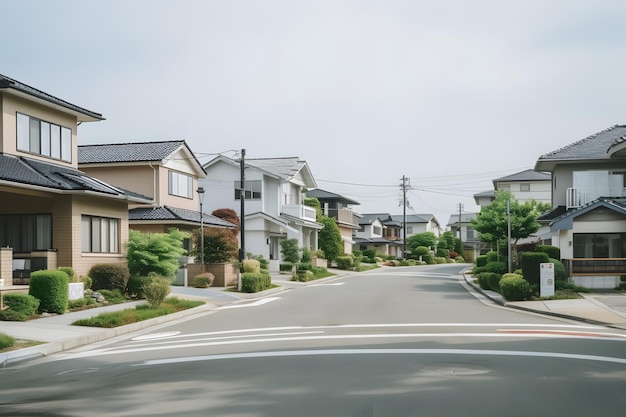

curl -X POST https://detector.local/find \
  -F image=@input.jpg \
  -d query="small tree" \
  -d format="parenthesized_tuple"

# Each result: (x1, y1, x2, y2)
(406, 232, 437, 254)
(193, 227, 239, 263)
(318, 216, 343, 262)
(211, 208, 240, 237)
(280, 238, 300, 264)
(127, 228, 188, 278)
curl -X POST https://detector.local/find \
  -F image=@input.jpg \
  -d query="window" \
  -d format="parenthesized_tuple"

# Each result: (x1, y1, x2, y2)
(466, 227, 475, 239)
(81, 215, 119, 253)
(373, 226, 382, 235)
(168, 171, 193, 198)
(407, 226, 413, 234)
(0, 214, 52, 253)
(235, 180, 262, 200)
(17, 113, 72, 162)
(573, 233, 626, 259)
(520, 183, 530, 192)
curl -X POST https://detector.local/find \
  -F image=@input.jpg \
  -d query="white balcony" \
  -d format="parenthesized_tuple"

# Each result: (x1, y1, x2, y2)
(566, 186, 626, 209)
(282, 204, 317, 221)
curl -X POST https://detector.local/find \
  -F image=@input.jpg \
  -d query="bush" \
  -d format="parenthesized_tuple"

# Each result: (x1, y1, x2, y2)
(242, 259, 261, 274)
(476, 255, 488, 268)
(301, 247, 312, 263)
(520, 252, 549, 286)
(280, 238, 301, 264)
(335, 256, 354, 270)
(536, 245, 560, 260)
(80, 275, 93, 290)
(411, 246, 433, 264)
(477, 272, 501, 291)
(3, 293, 39, 316)
(0, 309, 27, 321)
(241, 273, 271, 293)
(57, 267, 76, 282)
(475, 261, 508, 275)
(97, 289, 127, 304)
(89, 263, 130, 292)
(143, 277, 171, 307)
(352, 250, 364, 267)
(192, 272, 215, 288)
(127, 275, 153, 298)
(548, 258, 567, 281)
(29, 269, 69, 314)
(362, 249, 377, 259)
(455, 256, 466, 263)
(294, 270, 314, 282)
(362, 257, 378, 264)
(499, 275, 533, 301)
(486, 251, 499, 263)
(0, 333, 15, 349)
(434, 257, 447, 264)
(296, 262, 312, 272)
(279, 263, 294, 272)
(248, 254, 269, 271)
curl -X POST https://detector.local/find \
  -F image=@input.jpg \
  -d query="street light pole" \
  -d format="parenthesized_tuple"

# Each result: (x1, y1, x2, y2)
(197, 187, 205, 265)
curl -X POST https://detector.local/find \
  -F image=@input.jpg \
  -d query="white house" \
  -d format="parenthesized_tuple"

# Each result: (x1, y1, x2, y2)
(199, 155, 323, 271)
(474, 169, 551, 207)
(535, 124, 626, 288)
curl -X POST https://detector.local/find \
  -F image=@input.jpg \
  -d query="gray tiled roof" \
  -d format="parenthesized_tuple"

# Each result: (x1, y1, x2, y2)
(0, 153, 146, 199)
(129, 206, 236, 228)
(0, 74, 103, 121)
(390, 214, 428, 223)
(538, 125, 626, 161)
(306, 188, 360, 205)
(78, 141, 187, 164)
(493, 169, 550, 182)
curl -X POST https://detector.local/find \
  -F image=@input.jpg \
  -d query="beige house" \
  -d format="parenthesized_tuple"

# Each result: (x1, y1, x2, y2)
(78, 141, 235, 253)
(0, 74, 152, 282)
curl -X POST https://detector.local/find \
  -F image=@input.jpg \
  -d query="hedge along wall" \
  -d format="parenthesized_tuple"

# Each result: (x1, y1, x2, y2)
(520, 251, 549, 286)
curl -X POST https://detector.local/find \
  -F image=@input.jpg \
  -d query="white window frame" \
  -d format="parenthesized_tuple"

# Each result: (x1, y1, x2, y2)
(16, 112, 72, 162)
(81, 215, 120, 253)
(168, 170, 193, 198)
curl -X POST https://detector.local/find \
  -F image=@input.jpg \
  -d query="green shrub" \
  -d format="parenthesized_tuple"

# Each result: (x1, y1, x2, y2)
(352, 250, 363, 266)
(127, 275, 153, 298)
(398, 259, 411, 266)
(280, 263, 294, 272)
(335, 256, 354, 270)
(455, 256, 466, 263)
(80, 275, 93, 289)
(57, 267, 77, 282)
(3, 293, 40, 316)
(475, 261, 508, 276)
(536, 245, 560, 260)
(499, 275, 533, 301)
(29, 269, 69, 314)
(0, 309, 27, 322)
(242, 259, 261, 274)
(241, 272, 271, 293)
(548, 258, 567, 281)
(0, 333, 15, 349)
(362, 257, 378, 264)
(486, 251, 499, 263)
(520, 252, 549, 286)
(411, 246, 433, 264)
(280, 238, 301, 264)
(362, 249, 377, 259)
(143, 277, 171, 307)
(68, 297, 87, 309)
(97, 289, 126, 304)
(248, 254, 270, 271)
(89, 263, 130, 292)
(294, 270, 314, 282)
(296, 262, 312, 272)
(476, 255, 488, 268)
(434, 257, 447, 264)
(192, 272, 215, 288)
(477, 272, 501, 291)
(301, 247, 312, 263)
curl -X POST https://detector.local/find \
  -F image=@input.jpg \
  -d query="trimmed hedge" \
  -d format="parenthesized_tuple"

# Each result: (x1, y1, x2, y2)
(520, 252, 549, 286)
(241, 273, 272, 293)
(549, 258, 567, 280)
(3, 293, 40, 316)
(89, 263, 130, 292)
(192, 272, 215, 288)
(279, 263, 294, 272)
(476, 255, 488, 268)
(336, 256, 354, 270)
(477, 272, 502, 291)
(29, 269, 69, 314)
(536, 245, 560, 260)
(242, 259, 261, 274)
(499, 274, 533, 301)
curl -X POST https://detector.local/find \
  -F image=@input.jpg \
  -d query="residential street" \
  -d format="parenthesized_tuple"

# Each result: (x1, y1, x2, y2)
(1, 264, 626, 417)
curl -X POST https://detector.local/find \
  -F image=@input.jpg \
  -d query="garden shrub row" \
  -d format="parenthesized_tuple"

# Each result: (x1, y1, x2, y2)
(241, 272, 272, 293)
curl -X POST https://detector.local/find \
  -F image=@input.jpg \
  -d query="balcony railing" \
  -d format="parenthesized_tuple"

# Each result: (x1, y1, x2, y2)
(563, 258, 626, 275)
(327, 208, 359, 226)
(282, 204, 317, 222)
(566, 187, 626, 209)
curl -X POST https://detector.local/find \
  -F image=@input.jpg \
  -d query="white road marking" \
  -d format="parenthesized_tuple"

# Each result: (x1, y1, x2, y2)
(132, 331, 181, 341)
(215, 297, 279, 310)
(134, 348, 626, 366)
(307, 282, 345, 287)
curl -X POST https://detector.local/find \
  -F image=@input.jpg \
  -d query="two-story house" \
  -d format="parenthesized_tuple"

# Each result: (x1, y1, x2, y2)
(78, 140, 235, 253)
(389, 214, 442, 239)
(0, 74, 152, 282)
(353, 214, 402, 257)
(474, 169, 552, 207)
(199, 155, 323, 271)
(305, 188, 360, 255)
(447, 212, 485, 261)
(535, 124, 626, 289)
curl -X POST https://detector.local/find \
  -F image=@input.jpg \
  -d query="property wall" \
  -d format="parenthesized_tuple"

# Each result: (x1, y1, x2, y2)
(1, 94, 78, 168)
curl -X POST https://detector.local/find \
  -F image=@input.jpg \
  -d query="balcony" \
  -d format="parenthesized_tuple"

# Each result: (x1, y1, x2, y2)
(566, 186, 626, 209)
(282, 204, 317, 221)
(327, 208, 359, 227)
(563, 258, 626, 275)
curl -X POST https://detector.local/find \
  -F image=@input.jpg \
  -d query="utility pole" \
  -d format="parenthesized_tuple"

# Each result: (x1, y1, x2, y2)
(400, 175, 409, 259)
(238, 148, 246, 292)
(457, 203, 464, 246)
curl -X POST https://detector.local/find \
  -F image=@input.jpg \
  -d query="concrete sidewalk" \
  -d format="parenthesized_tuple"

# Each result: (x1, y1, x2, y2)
(2, 270, 626, 366)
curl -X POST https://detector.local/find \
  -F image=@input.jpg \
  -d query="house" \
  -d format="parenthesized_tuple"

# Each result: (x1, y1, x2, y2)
(535, 124, 626, 289)
(447, 212, 485, 261)
(0, 74, 152, 282)
(78, 140, 235, 253)
(353, 214, 403, 258)
(389, 213, 442, 238)
(198, 155, 323, 271)
(305, 188, 360, 255)
(474, 169, 551, 207)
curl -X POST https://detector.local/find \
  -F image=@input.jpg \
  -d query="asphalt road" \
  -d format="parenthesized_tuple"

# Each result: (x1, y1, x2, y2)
(1, 264, 626, 416)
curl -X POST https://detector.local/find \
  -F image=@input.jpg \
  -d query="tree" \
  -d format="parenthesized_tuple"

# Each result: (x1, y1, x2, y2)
(304, 197, 322, 220)
(193, 227, 239, 263)
(471, 190, 549, 247)
(127, 228, 188, 278)
(211, 208, 240, 237)
(318, 216, 343, 262)
(280, 238, 300, 264)
(406, 232, 437, 254)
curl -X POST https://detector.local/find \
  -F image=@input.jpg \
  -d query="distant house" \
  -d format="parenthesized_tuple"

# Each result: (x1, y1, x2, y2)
(305, 188, 360, 255)
(474, 169, 551, 207)
(535, 124, 626, 288)
(199, 155, 323, 270)
(447, 213, 485, 261)
(78, 140, 235, 253)
(353, 213, 403, 258)
(0, 74, 152, 281)
(389, 214, 442, 238)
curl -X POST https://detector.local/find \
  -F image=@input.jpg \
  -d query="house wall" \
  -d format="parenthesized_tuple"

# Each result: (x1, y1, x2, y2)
(497, 180, 551, 204)
(81, 165, 155, 199)
(339, 226, 353, 255)
(200, 161, 241, 215)
(551, 163, 626, 207)
(1, 94, 77, 168)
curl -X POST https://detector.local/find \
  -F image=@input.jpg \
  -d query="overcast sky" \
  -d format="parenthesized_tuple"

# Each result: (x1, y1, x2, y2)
(3, 0, 626, 226)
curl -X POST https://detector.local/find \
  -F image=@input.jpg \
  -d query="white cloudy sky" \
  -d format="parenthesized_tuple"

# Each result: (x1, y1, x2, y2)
(3, 0, 626, 226)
